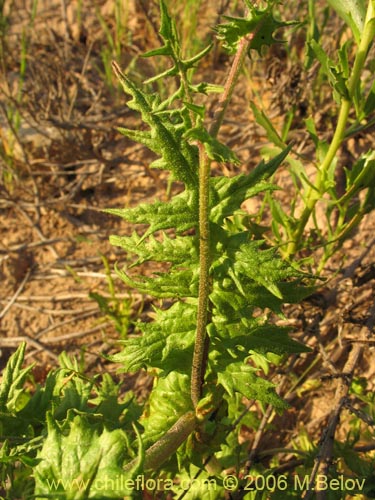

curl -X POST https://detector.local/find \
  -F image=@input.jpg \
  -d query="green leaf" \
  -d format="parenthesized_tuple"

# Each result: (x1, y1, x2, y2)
(109, 231, 198, 266)
(112, 62, 198, 188)
(304, 117, 329, 164)
(338, 150, 375, 205)
(116, 127, 155, 150)
(215, 15, 258, 54)
(87, 374, 140, 428)
(142, 372, 193, 448)
(363, 79, 375, 117)
(223, 325, 310, 356)
(115, 265, 199, 298)
(268, 197, 291, 229)
(309, 39, 349, 102)
(0, 343, 33, 413)
(210, 145, 291, 223)
(233, 241, 301, 299)
(159, 0, 178, 47)
(185, 125, 240, 164)
(142, 44, 173, 58)
(209, 280, 256, 324)
(34, 411, 134, 499)
(17, 360, 134, 433)
(249, 101, 286, 149)
(215, 8, 297, 55)
(106, 189, 197, 240)
(0, 435, 41, 466)
(172, 466, 226, 499)
(216, 362, 287, 410)
(327, 0, 366, 43)
(184, 102, 206, 119)
(211, 177, 276, 224)
(111, 302, 197, 373)
(190, 82, 224, 94)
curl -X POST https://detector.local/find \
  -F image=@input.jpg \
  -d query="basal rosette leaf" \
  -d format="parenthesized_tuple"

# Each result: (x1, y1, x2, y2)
(141, 372, 193, 449)
(111, 302, 197, 374)
(88, 373, 141, 427)
(29, 353, 138, 422)
(34, 411, 135, 499)
(171, 466, 226, 499)
(0, 343, 43, 441)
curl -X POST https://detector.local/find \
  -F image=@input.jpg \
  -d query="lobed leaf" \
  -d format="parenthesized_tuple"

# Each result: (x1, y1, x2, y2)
(171, 467, 226, 499)
(34, 411, 134, 499)
(106, 189, 197, 240)
(0, 343, 33, 414)
(233, 241, 300, 299)
(111, 302, 197, 373)
(141, 372, 193, 448)
(218, 325, 310, 356)
(185, 125, 240, 164)
(210, 145, 291, 223)
(115, 265, 199, 298)
(309, 39, 349, 102)
(215, 8, 297, 55)
(109, 231, 198, 266)
(216, 361, 287, 410)
(112, 62, 198, 188)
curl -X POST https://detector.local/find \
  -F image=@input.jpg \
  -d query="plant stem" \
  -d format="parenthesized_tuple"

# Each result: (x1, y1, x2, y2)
(191, 32, 254, 409)
(124, 411, 196, 471)
(209, 34, 252, 139)
(191, 143, 211, 409)
(285, 0, 375, 259)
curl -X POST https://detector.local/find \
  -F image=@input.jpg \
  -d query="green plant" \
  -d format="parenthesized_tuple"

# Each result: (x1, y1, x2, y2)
(105, 0, 313, 488)
(0, 344, 143, 499)
(89, 255, 133, 338)
(2, 1, 375, 499)
(250, 0, 375, 271)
